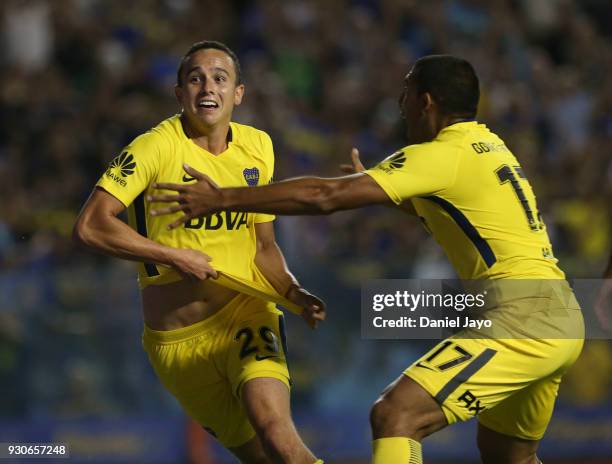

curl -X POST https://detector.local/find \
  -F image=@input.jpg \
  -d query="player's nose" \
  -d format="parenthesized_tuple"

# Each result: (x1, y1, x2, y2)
(200, 76, 215, 94)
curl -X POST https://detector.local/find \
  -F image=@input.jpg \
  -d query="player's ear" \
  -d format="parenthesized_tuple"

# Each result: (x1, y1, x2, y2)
(421, 92, 434, 115)
(175, 85, 183, 105)
(234, 84, 245, 106)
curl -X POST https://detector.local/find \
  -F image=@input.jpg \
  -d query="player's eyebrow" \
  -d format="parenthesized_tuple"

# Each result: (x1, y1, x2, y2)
(186, 66, 230, 77)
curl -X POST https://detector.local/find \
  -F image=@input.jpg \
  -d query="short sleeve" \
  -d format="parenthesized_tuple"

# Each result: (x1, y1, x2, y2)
(96, 131, 163, 207)
(254, 132, 276, 224)
(364, 143, 458, 204)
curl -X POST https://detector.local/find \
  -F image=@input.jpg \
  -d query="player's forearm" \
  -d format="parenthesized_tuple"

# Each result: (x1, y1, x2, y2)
(73, 212, 174, 266)
(221, 177, 343, 215)
(255, 240, 299, 297)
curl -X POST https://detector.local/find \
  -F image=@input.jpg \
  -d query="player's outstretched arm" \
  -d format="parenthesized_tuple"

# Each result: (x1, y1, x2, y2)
(595, 250, 612, 331)
(73, 187, 218, 280)
(149, 161, 391, 230)
(254, 222, 326, 329)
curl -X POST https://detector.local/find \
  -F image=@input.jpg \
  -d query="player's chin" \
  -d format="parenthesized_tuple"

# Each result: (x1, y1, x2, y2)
(195, 109, 220, 122)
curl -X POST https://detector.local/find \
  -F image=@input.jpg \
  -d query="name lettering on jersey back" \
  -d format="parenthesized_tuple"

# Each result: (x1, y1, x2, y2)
(471, 142, 509, 154)
(185, 211, 249, 230)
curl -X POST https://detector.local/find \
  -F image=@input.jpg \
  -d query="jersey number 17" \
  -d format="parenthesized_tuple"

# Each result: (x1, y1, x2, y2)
(495, 164, 544, 232)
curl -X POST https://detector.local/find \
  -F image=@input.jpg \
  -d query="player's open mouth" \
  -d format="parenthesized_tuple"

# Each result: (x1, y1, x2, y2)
(198, 100, 219, 110)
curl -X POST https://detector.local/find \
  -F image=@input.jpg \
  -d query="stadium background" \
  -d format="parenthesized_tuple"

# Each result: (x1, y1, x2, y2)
(1, 0, 611, 462)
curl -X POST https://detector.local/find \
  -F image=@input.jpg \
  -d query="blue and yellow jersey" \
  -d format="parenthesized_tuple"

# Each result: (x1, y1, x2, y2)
(97, 114, 276, 289)
(365, 121, 563, 280)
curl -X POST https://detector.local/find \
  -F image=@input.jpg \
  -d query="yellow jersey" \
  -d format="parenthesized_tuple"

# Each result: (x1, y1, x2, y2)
(97, 114, 276, 289)
(365, 121, 563, 280)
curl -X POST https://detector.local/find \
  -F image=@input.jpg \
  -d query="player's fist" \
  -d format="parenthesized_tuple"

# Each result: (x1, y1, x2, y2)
(168, 248, 218, 281)
(285, 284, 327, 329)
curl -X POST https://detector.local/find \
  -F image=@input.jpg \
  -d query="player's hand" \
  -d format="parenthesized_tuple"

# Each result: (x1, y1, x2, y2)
(285, 285, 326, 329)
(339, 147, 365, 174)
(148, 164, 222, 229)
(595, 278, 612, 332)
(167, 248, 218, 281)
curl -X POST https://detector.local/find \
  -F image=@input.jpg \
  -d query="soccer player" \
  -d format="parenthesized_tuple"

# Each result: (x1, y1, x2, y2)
(73, 41, 325, 464)
(149, 55, 584, 464)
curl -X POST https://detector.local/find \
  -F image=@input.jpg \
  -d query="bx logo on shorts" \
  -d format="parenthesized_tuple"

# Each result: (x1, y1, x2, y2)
(458, 390, 486, 415)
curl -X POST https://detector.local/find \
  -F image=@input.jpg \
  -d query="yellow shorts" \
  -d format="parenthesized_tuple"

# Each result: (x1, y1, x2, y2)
(405, 282, 584, 440)
(142, 293, 290, 448)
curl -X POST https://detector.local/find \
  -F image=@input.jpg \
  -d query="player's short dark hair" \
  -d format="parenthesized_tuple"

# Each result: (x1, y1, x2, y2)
(176, 40, 242, 86)
(411, 55, 479, 118)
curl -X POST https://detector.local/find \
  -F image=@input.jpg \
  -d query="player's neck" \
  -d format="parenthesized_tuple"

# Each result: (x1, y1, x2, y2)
(422, 114, 475, 142)
(440, 114, 475, 130)
(181, 115, 231, 155)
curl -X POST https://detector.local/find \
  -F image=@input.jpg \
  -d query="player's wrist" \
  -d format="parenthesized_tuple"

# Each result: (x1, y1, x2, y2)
(159, 246, 179, 267)
(284, 282, 302, 299)
(219, 188, 235, 210)
(222, 186, 253, 211)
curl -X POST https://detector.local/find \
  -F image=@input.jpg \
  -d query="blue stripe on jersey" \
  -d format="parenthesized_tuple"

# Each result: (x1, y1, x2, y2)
(134, 192, 160, 277)
(423, 196, 497, 268)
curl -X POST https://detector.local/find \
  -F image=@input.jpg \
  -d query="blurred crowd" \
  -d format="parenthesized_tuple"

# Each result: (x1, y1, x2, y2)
(1, 0, 611, 427)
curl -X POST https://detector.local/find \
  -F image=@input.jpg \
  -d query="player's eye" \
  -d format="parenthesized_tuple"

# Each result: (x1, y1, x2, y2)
(189, 75, 202, 83)
(215, 75, 227, 83)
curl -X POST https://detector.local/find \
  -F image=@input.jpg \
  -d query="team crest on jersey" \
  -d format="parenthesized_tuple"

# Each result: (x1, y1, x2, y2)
(105, 151, 136, 187)
(243, 167, 260, 186)
(377, 151, 406, 173)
